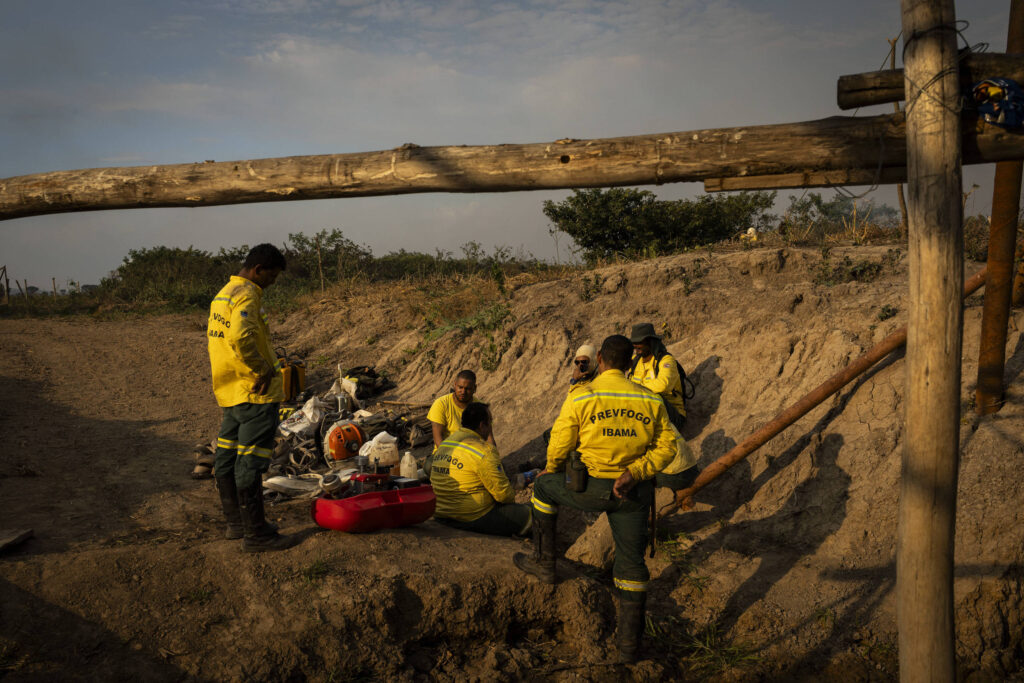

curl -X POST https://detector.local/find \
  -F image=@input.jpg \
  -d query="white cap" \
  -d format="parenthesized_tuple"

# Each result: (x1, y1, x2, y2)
(575, 344, 596, 362)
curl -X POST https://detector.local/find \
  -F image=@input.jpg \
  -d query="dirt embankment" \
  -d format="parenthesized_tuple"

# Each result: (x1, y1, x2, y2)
(2, 245, 1023, 681)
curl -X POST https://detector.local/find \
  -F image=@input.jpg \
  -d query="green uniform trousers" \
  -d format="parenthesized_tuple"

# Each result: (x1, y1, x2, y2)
(436, 502, 532, 537)
(213, 402, 279, 490)
(531, 472, 652, 602)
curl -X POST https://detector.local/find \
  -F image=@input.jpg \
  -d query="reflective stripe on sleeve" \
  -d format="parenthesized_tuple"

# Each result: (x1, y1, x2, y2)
(614, 577, 649, 592)
(531, 496, 556, 515)
(452, 443, 486, 460)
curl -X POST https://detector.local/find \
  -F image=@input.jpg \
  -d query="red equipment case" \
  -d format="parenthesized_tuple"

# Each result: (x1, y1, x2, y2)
(311, 482, 435, 533)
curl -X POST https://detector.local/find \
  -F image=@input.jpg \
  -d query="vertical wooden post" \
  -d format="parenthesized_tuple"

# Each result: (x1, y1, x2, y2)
(51, 277, 58, 298)
(899, 1, 963, 681)
(1, 266, 8, 305)
(976, 0, 1024, 415)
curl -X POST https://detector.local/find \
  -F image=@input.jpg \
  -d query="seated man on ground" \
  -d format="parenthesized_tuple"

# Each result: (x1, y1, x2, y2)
(569, 343, 597, 389)
(425, 369, 491, 476)
(430, 402, 533, 537)
(541, 343, 597, 448)
(427, 369, 492, 448)
(627, 322, 687, 429)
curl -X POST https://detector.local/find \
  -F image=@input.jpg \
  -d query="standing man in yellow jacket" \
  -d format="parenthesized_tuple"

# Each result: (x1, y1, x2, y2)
(514, 335, 676, 663)
(208, 244, 296, 553)
(431, 402, 533, 536)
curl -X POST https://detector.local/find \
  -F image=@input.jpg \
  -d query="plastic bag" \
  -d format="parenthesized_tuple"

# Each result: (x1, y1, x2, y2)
(278, 396, 331, 438)
(358, 430, 399, 466)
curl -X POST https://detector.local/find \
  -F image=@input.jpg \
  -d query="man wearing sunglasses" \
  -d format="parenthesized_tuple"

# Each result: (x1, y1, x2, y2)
(569, 344, 597, 388)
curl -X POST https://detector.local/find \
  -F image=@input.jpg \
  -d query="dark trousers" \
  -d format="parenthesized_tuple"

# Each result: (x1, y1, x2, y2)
(437, 503, 532, 537)
(532, 473, 652, 602)
(213, 402, 279, 489)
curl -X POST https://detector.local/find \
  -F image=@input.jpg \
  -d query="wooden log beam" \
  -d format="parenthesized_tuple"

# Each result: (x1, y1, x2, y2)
(837, 52, 1024, 110)
(2, 114, 1024, 223)
(704, 167, 908, 192)
(898, 1, 962, 680)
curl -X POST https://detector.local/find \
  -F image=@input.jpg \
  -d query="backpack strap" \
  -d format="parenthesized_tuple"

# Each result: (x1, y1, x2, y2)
(629, 354, 642, 379)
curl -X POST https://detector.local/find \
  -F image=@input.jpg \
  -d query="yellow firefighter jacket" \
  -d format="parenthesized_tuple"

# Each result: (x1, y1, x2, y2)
(207, 276, 284, 407)
(546, 369, 677, 481)
(431, 428, 516, 522)
(629, 353, 686, 417)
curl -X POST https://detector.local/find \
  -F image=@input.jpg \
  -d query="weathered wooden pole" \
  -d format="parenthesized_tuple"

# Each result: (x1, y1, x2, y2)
(977, 0, 1024, 414)
(3, 114, 1024, 222)
(899, 0, 963, 680)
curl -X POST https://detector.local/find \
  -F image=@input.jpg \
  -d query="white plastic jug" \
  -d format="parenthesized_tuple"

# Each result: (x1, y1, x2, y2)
(400, 451, 417, 479)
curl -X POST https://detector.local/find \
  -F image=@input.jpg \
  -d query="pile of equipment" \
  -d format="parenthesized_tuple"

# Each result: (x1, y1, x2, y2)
(193, 360, 436, 532)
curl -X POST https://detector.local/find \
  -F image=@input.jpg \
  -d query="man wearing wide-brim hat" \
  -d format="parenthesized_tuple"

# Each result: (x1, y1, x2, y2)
(628, 323, 686, 419)
(628, 322, 700, 491)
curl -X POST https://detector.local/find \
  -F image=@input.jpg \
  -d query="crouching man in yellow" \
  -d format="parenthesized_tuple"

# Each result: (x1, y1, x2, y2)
(431, 402, 534, 537)
(513, 334, 676, 663)
(208, 244, 298, 553)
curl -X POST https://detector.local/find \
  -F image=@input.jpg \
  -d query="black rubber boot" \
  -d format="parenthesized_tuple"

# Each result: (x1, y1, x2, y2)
(215, 474, 245, 540)
(238, 481, 296, 552)
(616, 594, 647, 664)
(512, 512, 557, 584)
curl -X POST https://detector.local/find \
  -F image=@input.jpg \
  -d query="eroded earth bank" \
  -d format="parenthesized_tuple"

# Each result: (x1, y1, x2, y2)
(2, 246, 1022, 681)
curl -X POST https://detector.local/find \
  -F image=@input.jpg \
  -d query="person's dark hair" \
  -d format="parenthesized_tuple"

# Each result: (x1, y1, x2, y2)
(456, 369, 477, 383)
(461, 402, 490, 431)
(243, 243, 287, 271)
(600, 334, 633, 371)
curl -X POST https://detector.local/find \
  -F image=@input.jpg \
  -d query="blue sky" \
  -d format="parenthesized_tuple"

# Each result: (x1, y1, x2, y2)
(0, 0, 1009, 286)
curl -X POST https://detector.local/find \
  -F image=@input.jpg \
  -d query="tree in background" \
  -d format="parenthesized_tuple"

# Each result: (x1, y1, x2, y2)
(543, 188, 776, 263)
(285, 229, 372, 282)
(100, 245, 243, 307)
